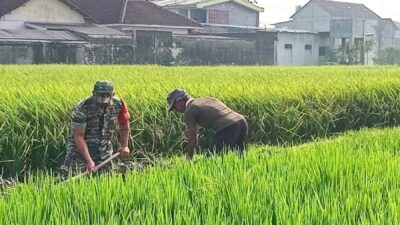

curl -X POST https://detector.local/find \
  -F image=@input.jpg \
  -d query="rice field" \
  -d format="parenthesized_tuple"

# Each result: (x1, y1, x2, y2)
(1, 127, 400, 224)
(1, 65, 400, 176)
(1, 65, 400, 224)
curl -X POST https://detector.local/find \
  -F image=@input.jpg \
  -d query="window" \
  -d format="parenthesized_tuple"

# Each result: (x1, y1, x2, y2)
(305, 45, 312, 50)
(284, 44, 292, 49)
(319, 47, 327, 56)
(190, 9, 207, 23)
(208, 10, 229, 24)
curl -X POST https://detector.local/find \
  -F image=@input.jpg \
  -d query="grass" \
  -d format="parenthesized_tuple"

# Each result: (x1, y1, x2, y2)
(1, 127, 400, 224)
(1, 65, 400, 175)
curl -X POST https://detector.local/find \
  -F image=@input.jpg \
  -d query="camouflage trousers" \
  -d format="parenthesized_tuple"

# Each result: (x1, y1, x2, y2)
(62, 140, 113, 180)
(0, 177, 16, 189)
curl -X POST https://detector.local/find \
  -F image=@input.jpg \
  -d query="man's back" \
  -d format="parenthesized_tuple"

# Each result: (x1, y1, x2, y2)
(184, 97, 244, 132)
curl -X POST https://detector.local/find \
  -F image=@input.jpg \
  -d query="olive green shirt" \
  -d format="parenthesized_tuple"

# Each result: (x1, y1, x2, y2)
(184, 97, 244, 132)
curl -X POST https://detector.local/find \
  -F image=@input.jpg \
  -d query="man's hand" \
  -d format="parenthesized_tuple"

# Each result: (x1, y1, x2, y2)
(119, 146, 130, 158)
(119, 122, 130, 158)
(73, 127, 95, 173)
(86, 159, 96, 173)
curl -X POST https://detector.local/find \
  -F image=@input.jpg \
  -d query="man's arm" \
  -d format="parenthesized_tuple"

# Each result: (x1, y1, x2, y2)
(186, 127, 197, 160)
(118, 122, 130, 157)
(73, 128, 95, 172)
(118, 99, 131, 158)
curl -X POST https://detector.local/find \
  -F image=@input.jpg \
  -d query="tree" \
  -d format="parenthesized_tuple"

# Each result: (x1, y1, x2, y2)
(373, 47, 400, 65)
(364, 39, 375, 65)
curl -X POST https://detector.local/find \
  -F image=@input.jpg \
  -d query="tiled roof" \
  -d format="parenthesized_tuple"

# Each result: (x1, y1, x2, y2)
(292, 0, 381, 20)
(61, 0, 125, 23)
(0, 0, 29, 17)
(1, 0, 202, 28)
(123, 1, 201, 27)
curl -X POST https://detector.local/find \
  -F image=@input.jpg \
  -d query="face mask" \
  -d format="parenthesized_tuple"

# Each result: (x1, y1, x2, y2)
(94, 93, 112, 105)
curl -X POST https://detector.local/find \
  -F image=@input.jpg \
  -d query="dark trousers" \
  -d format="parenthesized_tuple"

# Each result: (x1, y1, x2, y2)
(211, 119, 248, 155)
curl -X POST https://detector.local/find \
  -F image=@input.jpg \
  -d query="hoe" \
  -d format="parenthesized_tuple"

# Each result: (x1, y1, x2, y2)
(62, 152, 121, 183)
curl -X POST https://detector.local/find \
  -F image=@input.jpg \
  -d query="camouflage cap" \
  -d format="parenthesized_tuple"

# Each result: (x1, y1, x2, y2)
(93, 80, 114, 93)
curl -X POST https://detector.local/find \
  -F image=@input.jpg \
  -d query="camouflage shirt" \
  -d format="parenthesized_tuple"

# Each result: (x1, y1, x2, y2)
(64, 96, 128, 167)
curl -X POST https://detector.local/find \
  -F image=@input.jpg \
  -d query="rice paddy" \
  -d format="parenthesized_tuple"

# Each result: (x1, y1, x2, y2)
(2, 128, 400, 224)
(1, 65, 400, 175)
(1, 65, 400, 224)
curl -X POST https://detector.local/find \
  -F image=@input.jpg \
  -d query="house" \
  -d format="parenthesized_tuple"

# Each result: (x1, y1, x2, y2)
(273, 30, 320, 66)
(379, 19, 399, 49)
(25, 22, 135, 64)
(396, 21, 400, 47)
(151, 0, 264, 33)
(273, 0, 381, 33)
(60, 0, 203, 64)
(220, 30, 320, 66)
(0, 0, 85, 29)
(0, 29, 85, 64)
(273, 0, 397, 65)
(61, 0, 202, 35)
(0, 0, 202, 34)
(0, 23, 137, 64)
(172, 34, 257, 65)
(0, 0, 204, 64)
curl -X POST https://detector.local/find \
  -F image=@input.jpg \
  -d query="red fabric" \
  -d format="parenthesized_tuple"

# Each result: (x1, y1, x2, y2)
(118, 99, 131, 125)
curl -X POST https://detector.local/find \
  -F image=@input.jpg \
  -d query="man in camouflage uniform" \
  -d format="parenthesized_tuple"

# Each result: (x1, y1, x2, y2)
(62, 80, 131, 179)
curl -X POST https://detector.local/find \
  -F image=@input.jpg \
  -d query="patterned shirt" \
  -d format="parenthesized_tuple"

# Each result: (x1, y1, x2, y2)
(65, 96, 130, 163)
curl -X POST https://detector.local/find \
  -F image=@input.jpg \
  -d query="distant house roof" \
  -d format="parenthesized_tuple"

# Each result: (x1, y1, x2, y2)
(25, 22, 130, 36)
(123, 1, 201, 27)
(0, 0, 200, 28)
(0, 29, 84, 42)
(0, 0, 28, 17)
(61, 0, 201, 28)
(152, 0, 264, 12)
(381, 18, 399, 31)
(291, 0, 381, 20)
(271, 20, 293, 26)
(61, 0, 125, 23)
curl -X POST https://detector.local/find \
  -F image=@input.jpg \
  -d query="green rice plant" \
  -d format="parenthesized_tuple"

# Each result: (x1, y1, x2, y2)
(1, 128, 400, 224)
(1, 65, 400, 175)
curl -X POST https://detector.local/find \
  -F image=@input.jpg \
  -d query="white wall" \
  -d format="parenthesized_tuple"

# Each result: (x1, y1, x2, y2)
(275, 2, 331, 32)
(289, 2, 331, 32)
(0, 0, 84, 23)
(351, 19, 378, 39)
(276, 32, 320, 66)
(0, 21, 25, 29)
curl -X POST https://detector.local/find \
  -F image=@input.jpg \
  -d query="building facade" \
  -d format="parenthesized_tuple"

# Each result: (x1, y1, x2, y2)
(274, 0, 399, 65)
(0, 0, 85, 29)
(152, 0, 264, 33)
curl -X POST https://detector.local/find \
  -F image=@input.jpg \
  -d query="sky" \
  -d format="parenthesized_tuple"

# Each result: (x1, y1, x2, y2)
(257, 0, 400, 27)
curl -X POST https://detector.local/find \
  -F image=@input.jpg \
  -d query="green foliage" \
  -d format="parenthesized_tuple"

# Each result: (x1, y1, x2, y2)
(373, 47, 400, 65)
(2, 128, 400, 224)
(1, 65, 400, 175)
